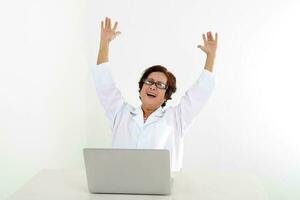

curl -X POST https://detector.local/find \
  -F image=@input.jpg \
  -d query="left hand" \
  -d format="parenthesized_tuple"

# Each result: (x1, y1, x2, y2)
(197, 32, 218, 55)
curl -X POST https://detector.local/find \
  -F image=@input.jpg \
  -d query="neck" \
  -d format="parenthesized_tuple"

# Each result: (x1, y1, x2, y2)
(141, 106, 156, 120)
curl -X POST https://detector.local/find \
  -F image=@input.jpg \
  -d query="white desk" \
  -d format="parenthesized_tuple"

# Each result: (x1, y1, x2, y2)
(7, 169, 268, 200)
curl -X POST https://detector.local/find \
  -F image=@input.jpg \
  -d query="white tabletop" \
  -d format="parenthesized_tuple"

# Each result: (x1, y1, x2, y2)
(7, 169, 268, 200)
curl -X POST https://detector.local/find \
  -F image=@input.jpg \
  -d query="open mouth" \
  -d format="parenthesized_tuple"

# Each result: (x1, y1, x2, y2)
(146, 92, 157, 98)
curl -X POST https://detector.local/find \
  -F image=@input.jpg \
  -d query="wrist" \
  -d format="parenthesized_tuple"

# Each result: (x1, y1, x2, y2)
(204, 54, 216, 72)
(100, 40, 110, 48)
(204, 65, 213, 72)
(206, 52, 216, 59)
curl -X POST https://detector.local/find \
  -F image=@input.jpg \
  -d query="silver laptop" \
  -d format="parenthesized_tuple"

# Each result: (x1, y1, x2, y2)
(83, 148, 172, 195)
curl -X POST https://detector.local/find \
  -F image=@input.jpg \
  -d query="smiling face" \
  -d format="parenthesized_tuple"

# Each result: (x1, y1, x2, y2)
(140, 72, 168, 111)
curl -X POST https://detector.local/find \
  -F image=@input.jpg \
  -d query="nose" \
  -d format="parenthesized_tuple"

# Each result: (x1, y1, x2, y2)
(149, 84, 157, 90)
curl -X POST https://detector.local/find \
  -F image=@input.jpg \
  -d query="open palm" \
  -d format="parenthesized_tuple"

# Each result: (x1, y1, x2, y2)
(198, 32, 218, 55)
(101, 17, 121, 43)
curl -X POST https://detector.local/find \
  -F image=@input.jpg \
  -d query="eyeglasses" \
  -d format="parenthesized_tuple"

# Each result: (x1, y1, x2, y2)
(143, 78, 168, 90)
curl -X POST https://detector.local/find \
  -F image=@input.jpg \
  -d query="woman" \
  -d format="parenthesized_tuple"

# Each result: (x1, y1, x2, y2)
(92, 17, 218, 171)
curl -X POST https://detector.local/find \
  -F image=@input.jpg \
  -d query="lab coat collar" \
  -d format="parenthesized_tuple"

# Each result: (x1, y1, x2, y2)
(130, 105, 165, 127)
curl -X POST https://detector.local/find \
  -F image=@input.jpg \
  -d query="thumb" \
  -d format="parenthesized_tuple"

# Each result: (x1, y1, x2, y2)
(197, 45, 205, 51)
(115, 31, 121, 36)
(112, 31, 121, 40)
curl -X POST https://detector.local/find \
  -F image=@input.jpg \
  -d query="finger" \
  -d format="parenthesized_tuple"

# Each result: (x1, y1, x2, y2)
(207, 32, 212, 41)
(101, 21, 104, 30)
(105, 17, 108, 28)
(210, 32, 213, 40)
(107, 18, 111, 29)
(197, 45, 205, 51)
(202, 33, 207, 42)
(215, 32, 218, 42)
(112, 31, 122, 40)
(112, 22, 118, 31)
(115, 31, 121, 36)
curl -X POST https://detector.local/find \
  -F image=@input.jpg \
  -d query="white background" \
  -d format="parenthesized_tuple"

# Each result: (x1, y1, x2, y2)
(1, 0, 299, 199)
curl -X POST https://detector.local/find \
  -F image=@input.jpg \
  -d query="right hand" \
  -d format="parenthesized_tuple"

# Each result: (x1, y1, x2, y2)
(100, 17, 121, 44)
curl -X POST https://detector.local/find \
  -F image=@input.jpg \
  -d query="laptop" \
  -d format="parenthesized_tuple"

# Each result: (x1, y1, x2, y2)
(83, 148, 172, 195)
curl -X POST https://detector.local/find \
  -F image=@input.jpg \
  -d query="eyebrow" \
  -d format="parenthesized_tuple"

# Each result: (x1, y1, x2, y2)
(147, 78, 167, 84)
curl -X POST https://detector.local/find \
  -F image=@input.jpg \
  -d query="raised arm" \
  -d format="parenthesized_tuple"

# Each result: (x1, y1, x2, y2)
(97, 17, 121, 65)
(175, 32, 218, 134)
(93, 17, 124, 128)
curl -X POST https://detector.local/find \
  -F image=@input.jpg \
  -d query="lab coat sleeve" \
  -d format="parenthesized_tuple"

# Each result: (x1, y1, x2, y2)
(174, 69, 215, 136)
(91, 62, 125, 129)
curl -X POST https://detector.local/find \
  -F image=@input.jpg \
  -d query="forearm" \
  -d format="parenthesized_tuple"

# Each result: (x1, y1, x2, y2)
(97, 40, 110, 65)
(204, 53, 216, 73)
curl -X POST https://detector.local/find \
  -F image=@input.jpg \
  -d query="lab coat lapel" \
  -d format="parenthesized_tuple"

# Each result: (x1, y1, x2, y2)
(144, 107, 164, 126)
(130, 106, 144, 128)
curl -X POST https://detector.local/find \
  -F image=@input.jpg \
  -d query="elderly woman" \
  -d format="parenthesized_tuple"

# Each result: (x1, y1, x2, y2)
(92, 17, 218, 171)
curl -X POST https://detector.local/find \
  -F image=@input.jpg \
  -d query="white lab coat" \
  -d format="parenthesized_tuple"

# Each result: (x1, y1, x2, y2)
(92, 63, 215, 171)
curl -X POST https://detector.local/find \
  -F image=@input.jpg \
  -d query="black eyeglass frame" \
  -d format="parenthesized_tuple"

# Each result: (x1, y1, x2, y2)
(142, 78, 168, 90)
